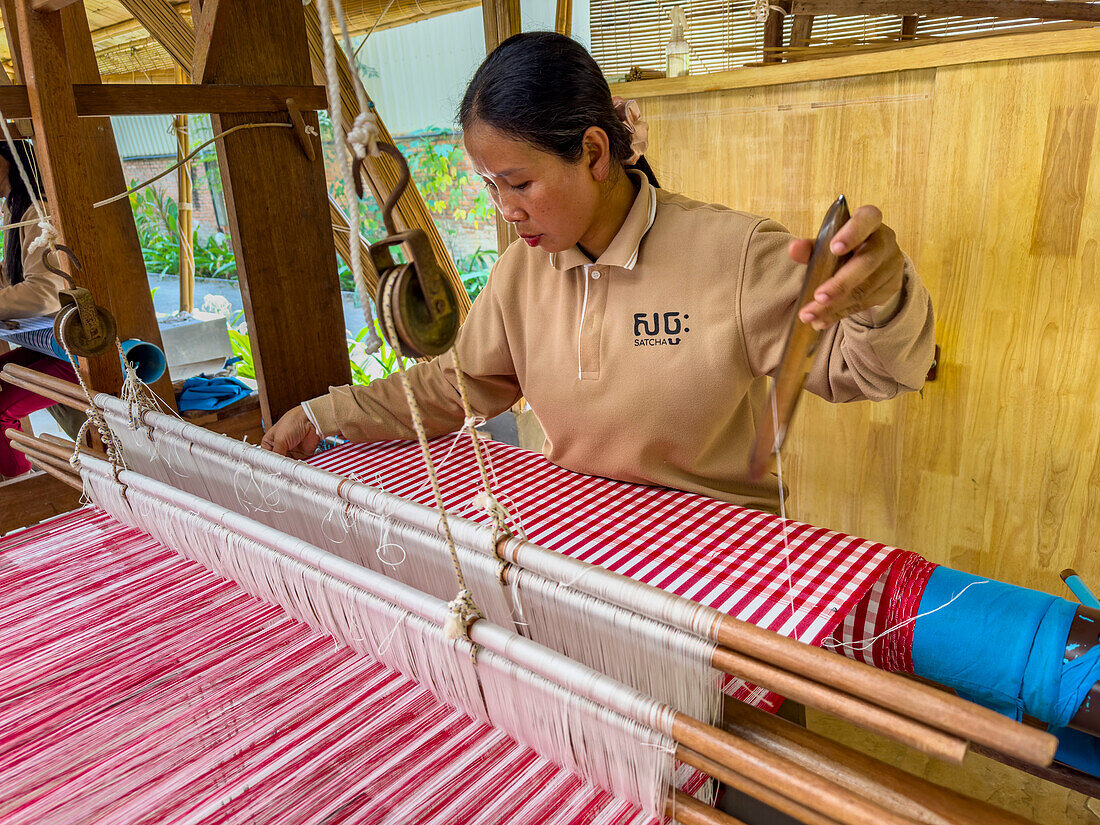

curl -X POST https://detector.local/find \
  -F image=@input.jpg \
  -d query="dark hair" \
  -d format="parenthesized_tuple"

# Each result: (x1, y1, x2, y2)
(0, 140, 45, 286)
(459, 32, 659, 188)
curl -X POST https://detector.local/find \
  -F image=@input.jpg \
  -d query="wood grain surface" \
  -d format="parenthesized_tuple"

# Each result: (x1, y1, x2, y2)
(641, 47, 1100, 595)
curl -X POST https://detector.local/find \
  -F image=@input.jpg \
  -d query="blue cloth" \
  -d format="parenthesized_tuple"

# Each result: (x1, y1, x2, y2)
(913, 566, 1100, 730)
(1051, 726, 1100, 776)
(177, 376, 252, 412)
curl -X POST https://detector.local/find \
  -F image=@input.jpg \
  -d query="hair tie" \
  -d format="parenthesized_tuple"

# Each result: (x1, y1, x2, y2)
(611, 96, 649, 165)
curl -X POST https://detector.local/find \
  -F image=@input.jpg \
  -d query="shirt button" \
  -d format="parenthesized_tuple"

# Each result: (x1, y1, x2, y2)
(591, 269, 602, 279)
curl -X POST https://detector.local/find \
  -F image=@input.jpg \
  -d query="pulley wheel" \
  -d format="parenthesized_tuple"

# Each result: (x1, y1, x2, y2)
(376, 264, 460, 359)
(53, 303, 117, 358)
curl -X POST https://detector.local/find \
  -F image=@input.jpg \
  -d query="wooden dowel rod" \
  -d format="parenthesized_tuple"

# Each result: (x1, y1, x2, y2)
(711, 646, 969, 762)
(9, 439, 82, 489)
(1, 364, 86, 406)
(722, 699, 1041, 825)
(499, 560, 963, 760)
(671, 715, 921, 825)
(7, 430, 76, 464)
(714, 615, 1057, 766)
(0, 372, 85, 411)
(677, 745, 843, 825)
(667, 789, 748, 825)
(38, 432, 105, 459)
(24, 456, 83, 491)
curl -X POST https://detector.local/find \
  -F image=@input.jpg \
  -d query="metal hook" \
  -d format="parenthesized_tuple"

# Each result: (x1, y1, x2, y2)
(41, 244, 82, 289)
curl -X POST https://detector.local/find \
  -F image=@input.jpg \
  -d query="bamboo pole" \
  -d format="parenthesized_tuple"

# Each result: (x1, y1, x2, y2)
(175, 67, 194, 313)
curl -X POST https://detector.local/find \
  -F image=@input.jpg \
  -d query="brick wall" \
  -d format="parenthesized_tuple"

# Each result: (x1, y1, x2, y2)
(122, 157, 224, 240)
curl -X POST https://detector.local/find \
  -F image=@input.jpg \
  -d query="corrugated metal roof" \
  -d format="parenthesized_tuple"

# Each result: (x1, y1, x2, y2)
(112, 114, 175, 159)
(112, 114, 215, 160)
(355, 0, 590, 136)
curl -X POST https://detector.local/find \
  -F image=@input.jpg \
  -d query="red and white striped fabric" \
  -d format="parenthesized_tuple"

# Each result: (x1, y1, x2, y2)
(0, 438, 911, 824)
(831, 550, 939, 672)
(312, 438, 907, 709)
(0, 510, 666, 825)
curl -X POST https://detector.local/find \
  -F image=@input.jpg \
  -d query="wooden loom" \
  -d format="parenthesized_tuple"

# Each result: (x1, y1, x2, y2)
(1, 366, 1068, 824)
(0, 1, 1082, 823)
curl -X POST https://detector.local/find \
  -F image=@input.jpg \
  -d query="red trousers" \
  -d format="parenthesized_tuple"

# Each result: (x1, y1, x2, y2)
(0, 348, 78, 479)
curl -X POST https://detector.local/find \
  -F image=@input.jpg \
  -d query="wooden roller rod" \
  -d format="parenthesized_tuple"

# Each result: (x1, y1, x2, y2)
(1, 364, 86, 409)
(713, 614, 1057, 766)
(666, 790, 747, 825)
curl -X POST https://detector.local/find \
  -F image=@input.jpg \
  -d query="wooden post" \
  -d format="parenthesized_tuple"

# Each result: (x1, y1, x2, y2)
(481, 0, 522, 254)
(901, 15, 920, 40)
(59, 1, 176, 407)
(196, 0, 351, 425)
(14, 1, 124, 396)
(763, 1, 791, 64)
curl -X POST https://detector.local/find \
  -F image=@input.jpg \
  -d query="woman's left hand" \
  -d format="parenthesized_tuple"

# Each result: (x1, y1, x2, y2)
(788, 205, 904, 331)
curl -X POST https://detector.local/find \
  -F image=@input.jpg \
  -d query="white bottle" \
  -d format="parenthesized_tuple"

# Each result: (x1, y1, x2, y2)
(666, 7, 690, 78)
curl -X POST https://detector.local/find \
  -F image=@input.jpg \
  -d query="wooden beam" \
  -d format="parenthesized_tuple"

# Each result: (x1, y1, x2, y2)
(611, 23, 1100, 99)
(192, 0, 223, 82)
(14, 2, 123, 396)
(175, 69, 193, 314)
(901, 15, 921, 39)
(791, 0, 1100, 21)
(201, 0, 351, 424)
(0, 83, 327, 118)
(0, 470, 81, 535)
(790, 13, 815, 48)
(116, 0, 195, 68)
(302, 2, 471, 317)
(481, 0, 520, 52)
(554, 0, 571, 36)
(30, 0, 79, 11)
(329, 195, 380, 298)
(59, 2, 177, 408)
(1, 0, 24, 82)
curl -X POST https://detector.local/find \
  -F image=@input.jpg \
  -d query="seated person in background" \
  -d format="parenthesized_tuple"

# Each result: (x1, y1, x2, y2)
(263, 33, 935, 512)
(0, 139, 77, 481)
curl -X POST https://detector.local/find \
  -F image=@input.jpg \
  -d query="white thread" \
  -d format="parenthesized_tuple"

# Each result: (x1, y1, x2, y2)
(822, 580, 989, 651)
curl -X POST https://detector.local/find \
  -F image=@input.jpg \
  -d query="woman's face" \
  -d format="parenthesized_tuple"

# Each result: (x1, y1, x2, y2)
(463, 121, 612, 254)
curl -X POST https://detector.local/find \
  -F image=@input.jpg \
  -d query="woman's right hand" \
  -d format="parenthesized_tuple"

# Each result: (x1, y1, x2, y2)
(261, 406, 321, 459)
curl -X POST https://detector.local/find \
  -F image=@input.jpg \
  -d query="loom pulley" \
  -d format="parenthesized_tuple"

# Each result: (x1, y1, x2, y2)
(353, 141, 460, 358)
(749, 196, 852, 480)
(42, 245, 117, 358)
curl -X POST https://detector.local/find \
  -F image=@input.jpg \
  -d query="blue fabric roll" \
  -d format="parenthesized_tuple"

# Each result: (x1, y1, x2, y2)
(178, 376, 252, 412)
(913, 567, 1100, 729)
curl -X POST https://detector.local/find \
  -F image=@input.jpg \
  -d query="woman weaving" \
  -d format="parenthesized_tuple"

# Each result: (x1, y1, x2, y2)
(264, 33, 935, 512)
(0, 139, 76, 481)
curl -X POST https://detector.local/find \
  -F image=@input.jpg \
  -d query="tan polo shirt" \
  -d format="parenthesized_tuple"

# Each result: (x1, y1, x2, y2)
(306, 175, 935, 511)
(0, 204, 66, 321)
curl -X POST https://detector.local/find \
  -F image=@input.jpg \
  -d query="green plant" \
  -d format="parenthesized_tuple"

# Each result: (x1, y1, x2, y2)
(130, 183, 238, 279)
(348, 320, 409, 385)
(226, 310, 255, 379)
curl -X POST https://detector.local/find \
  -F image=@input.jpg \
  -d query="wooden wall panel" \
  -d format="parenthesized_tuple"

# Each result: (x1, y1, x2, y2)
(641, 50, 1100, 595)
